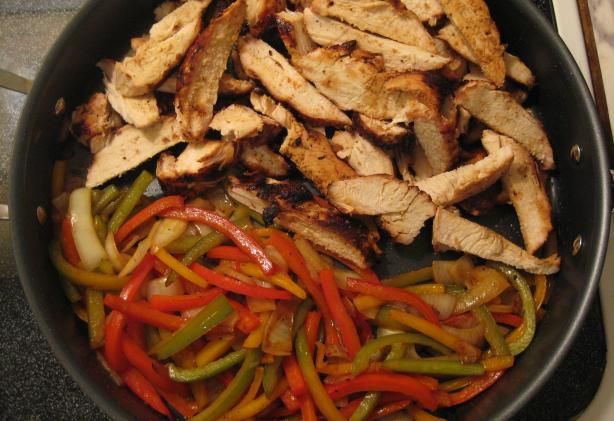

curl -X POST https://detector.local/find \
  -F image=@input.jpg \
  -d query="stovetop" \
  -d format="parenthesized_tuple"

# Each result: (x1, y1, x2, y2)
(0, 1, 607, 420)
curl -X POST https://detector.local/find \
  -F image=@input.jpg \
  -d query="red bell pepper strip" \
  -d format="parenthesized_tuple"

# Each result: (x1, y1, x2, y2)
(104, 254, 156, 372)
(126, 320, 147, 350)
(191, 263, 293, 300)
(283, 355, 308, 397)
(163, 207, 274, 274)
(447, 371, 505, 406)
(61, 217, 81, 266)
(493, 312, 523, 328)
(324, 373, 438, 411)
(207, 246, 252, 263)
(340, 398, 363, 418)
(104, 294, 184, 331)
(321, 269, 361, 358)
(280, 389, 302, 413)
(267, 231, 332, 319)
(371, 399, 412, 420)
(115, 195, 184, 244)
(122, 367, 170, 417)
(217, 370, 235, 387)
(228, 298, 260, 333)
(304, 311, 322, 355)
(346, 278, 440, 326)
(157, 388, 198, 419)
(355, 310, 373, 344)
(324, 317, 342, 346)
(149, 289, 223, 312)
(301, 396, 318, 421)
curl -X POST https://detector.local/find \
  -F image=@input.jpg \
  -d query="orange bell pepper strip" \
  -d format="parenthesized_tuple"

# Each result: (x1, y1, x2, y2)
(157, 388, 198, 418)
(280, 389, 302, 413)
(104, 294, 184, 331)
(346, 278, 440, 325)
(324, 317, 342, 346)
(304, 311, 322, 355)
(321, 269, 361, 358)
(324, 373, 438, 411)
(149, 289, 223, 312)
(227, 298, 261, 333)
(115, 195, 184, 244)
(301, 397, 318, 421)
(163, 207, 274, 274)
(122, 367, 170, 417)
(446, 370, 505, 406)
(61, 217, 80, 266)
(371, 399, 412, 420)
(191, 262, 293, 300)
(283, 355, 308, 397)
(207, 246, 252, 263)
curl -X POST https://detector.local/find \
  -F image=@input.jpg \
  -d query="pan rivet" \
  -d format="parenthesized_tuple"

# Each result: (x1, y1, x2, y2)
(572, 235, 583, 256)
(54, 98, 66, 116)
(36, 206, 47, 225)
(570, 145, 582, 163)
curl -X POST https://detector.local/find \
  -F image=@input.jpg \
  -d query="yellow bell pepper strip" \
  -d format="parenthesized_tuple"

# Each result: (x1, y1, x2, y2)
(350, 392, 379, 421)
(85, 288, 105, 349)
(236, 367, 264, 408)
(192, 348, 262, 421)
(168, 349, 247, 382)
(239, 262, 307, 299)
(154, 247, 208, 288)
(243, 312, 271, 348)
(107, 170, 154, 233)
(151, 295, 234, 360)
(481, 355, 514, 371)
(534, 274, 548, 312)
(59, 277, 81, 303)
(472, 306, 510, 356)
(383, 267, 434, 287)
(487, 263, 536, 356)
(407, 283, 446, 295)
(262, 356, 283, 398)
(295, 327, 345, 421)
(163, 206, 275, 275)
(220, 378, 289, 421)
(51, 160, 67, 199)
(195, 337, 234, 367)
(385, 308, 481, 362)
(382, 359, 485, 376)
(440, 376, 474, 392)
(93, 185, 120, 214)
(446, 370, 504, 406)
(353, 333, 452, 375)
(49, 242, 128, 290)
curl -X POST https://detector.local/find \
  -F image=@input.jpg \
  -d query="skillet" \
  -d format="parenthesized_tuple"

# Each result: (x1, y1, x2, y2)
(9, 0, 611, 419)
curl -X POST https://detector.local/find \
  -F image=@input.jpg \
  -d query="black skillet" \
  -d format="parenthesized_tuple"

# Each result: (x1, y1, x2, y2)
(9, 0, 612, 419)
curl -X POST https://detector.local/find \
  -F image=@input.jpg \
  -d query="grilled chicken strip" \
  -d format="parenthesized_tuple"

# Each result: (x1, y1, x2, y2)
(239, 143, 289, 177)
(503, 52, 536, 87)
(399, 0, 444, 25)
(414, 118, 459, 174)
(353, 114, 410, 146)
(456, 81, 555, 169)
(292, 43, 438, 122)
(410, 141, 435, 180)
(157, 140, 236, 195)
(86, 116, 181, 187)
(303, 9, 449, 72)
(276, 10, 318, 55)
(246, 0, 285, 36)
(239, 37, 352, 127)
(330, 131, 394, 176)
(209, 104, 280, 142)
(432, 208, 560, 274)
(158, 72, 255, 96)
(114, 1, 209, 96)
(176, 0, 246, 142)
(378, 192, 436, 245)
(228, 178, 374, 268)
(438, 0, 505, 87)
(415, 145, 513, 206)
(97, 60, 160, 129)
(70, 92, 123, 153)
(310, 0, 437, 53)
(482, 131, 552, 254)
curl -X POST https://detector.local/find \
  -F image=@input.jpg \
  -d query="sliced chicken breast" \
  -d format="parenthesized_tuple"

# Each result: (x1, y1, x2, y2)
(482, 130, 552, 254)
(176, 0, 246, 142)
(310, 0, 438, 53)
(410, 141, 436, 181)
(209, 104, 279, 142)
(378, 191, 436, 245)
(86, 116, 182, 187)
(239, 143, 289, 177)
(414, 117, 459, 174)
(432, 208, 560, 274)
(276, 10, 318, 55)
(399, 0, 444, 25)
(246, 0, 285, 35)
(456, 81, 555, 169)
(238, 36, 352, 127)
(114, 1, 209, 96)
(331, 131, 394, 176)
(70, 92, 123, 151)
(415, 145, 513, 206)
(503, 52, 535, 87)
(219, 74, 256, 96)
(353, 114, 410, 146)
(303, 9, 449, 72)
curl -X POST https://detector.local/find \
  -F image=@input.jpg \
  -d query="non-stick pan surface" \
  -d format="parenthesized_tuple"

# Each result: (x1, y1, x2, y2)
(10, 0, 611, 419)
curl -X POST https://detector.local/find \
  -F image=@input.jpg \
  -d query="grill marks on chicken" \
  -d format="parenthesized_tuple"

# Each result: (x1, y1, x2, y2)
(175, 0, 246, 142)
(70, 92, 123, 153)
(276, 10, 318, 55)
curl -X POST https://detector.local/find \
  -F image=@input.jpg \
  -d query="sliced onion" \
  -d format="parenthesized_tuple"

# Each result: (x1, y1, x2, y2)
(105, 231, 128, 272)
(453, 266, 510, 314)
(193, 223, 213, 237)
(68, 187, 107, 270)
(246, 296, 277, 313)
(432, 255, 474, 285)
(419, 293, 457, 320)
(264, 245, 288, 273)
(119, 221, 160, 277)
(145, 276, 184, 300)
(443, 324, 485, 347)
(151, 218, 188, 249)
(262, 300, 297, 356)
(294, 235, 328, 276)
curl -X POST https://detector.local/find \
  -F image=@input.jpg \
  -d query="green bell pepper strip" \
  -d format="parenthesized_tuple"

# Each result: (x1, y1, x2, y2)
(262, 356, 283, 398)
(166, 235, 202, 254)
(292, 298, 313, 338)
(100, 188, 127, 218)
(93, 185, 120, 214)
(382, 267, 433, 288)
(353, 333, 452, 375)
(487, 263, 536, 356)
(93, 215, 107, 244)
(108, 171, 154, 233)
(85, 288, 105, 349)
(472, 306, 510, 356)
(151, 295, 234, 360)
(50, 242, 128, 290)
(247, 208, 265, 225)
(295, 327, 345, 421)
(387, 342, 407, 360)
(192, 348, 262, 421)
(350, 392, 380, 421)
(382, 359, 485, 376)
(168, 349, 246, 382)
